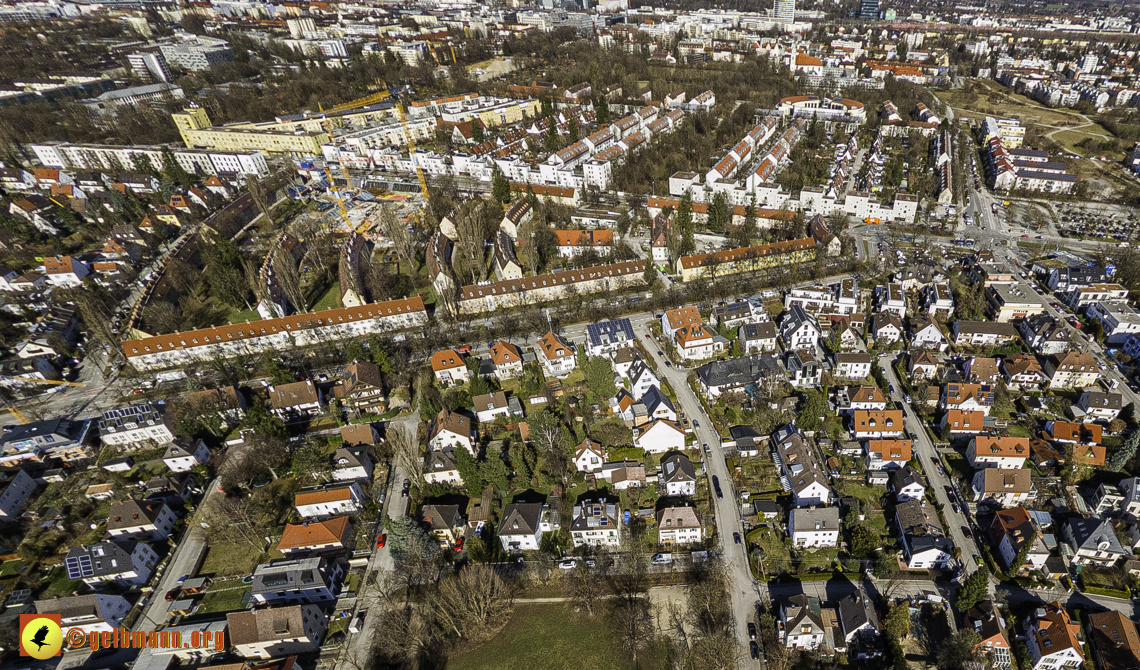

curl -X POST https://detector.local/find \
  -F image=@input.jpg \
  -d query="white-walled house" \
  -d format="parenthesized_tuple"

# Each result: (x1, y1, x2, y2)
(661, 453, 697, 496)
(162, 437, 210, 473)
(536, 331, 577, 377)
(64, 540, 159, 588)
(635, 419, 686, 453)
(573, 438, 606, 473)
(788, 508, 840, 548)
(1025, 603, 1084, 670)
(105, 500, 177, 540)
(294, 483, 364, 518)
(498, 503, 545, 552)
(428, 409, 476, 455)
(36, 594, 130, 644)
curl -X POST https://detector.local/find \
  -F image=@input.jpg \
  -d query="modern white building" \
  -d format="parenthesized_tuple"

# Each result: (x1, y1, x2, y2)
(788, 508, 840, 548)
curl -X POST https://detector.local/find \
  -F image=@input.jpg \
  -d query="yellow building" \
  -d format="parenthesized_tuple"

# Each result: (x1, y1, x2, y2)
(676, 238, 817, 282)
(475, 99, 541, 128)
(173, 107, 330, 156)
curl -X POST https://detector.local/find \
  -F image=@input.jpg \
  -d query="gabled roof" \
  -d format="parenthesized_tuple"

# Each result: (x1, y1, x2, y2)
(431, 349, 466, 372)
(499, 502, 542, 536)
(429, 409, 472, 439)
(973, 436, 1029, 458)
(1031, 603, 1083, 660)
(107, 499, 165, 531)
(268, 380, 320, 410)
(661, 453, 696, 483)
(295, 486, 355, 507)
(976, 468, 1032, 494)
(227, 605, 312, 646)
(868, 439, 912, 461)
(489, 340, 522, 366)
(536, 331, 574, 361)
(277, 516, 350, 551)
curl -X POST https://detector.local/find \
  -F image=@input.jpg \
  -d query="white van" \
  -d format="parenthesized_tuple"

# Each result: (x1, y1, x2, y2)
(652, 553, 673, 565)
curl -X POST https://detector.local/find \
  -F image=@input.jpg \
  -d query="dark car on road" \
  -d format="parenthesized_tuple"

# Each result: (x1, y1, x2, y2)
(750, 641, 760, 659)
(748, 623, 757, 640)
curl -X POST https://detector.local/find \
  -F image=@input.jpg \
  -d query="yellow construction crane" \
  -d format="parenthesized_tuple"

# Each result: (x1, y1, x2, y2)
(10, 377, 84, 387)
(331, 89, 391, 112)
(315, 104, 354, 231)
(393, 96, 430, 203)
(6, 406, 27, 424)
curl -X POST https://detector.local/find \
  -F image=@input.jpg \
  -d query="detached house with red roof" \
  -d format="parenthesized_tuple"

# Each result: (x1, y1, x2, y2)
(555, 230, 614, 257)
(536, 331, 577, 378)
(294, 484, 364, 519)
(43, 255, 90, 288)
(489, 340, 524, 380)
(967, 436, 1030, 469)
(964, 601, 1012, 670)
(431, 349, 469, 387)
(276, 516, 351, 554)
(1026, 603, 1084, 670)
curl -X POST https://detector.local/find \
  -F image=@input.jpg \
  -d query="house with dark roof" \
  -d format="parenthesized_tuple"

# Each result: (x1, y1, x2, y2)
(106, 499, 177, 540)
(334, 359, 386, 415)
(498, 502, 544, 552)
(964, 601, 1012, 670)
(1064, 516, 1125, 567)
(425, 449, 462, 486)
(661, 453, 697, 496)
(0, 417, 94, 464)
(162, 437, 210, 473)
(696, 354, 783, 397)
(64, 540, 159, 588)
(250, 556, 343, 604)
(34, 594, 130, 640)
(332, 447, 373, 482)
(585, 318, 636, 357)
(895, 499, 953, 569)
(779, 594, 828, 650)
(227, 604, 327, 660)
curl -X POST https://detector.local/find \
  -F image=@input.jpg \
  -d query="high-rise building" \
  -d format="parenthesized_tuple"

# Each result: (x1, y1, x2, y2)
(1079, 54, 1099, 74)
(287, 17, 316, 39)
(773, 0, 795, 24)
(860, 0, 880, 20)
(127, 52, 172, 83)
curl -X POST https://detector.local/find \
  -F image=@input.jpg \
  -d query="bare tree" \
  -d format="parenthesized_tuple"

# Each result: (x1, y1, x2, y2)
(454, 199, 490, 284)
(247, 175, 274, 226)
(390, 423, 424, 485)
(273, 249, 307, 314)
(195, 494, 273, 552)
(430, 564, 516, 642)
(383, 204, 417, 271)
(375, 606, 437, 668)
(563, 561, 608, 616)
(609, 597, 656, 667)
(242, 257, 270, 309)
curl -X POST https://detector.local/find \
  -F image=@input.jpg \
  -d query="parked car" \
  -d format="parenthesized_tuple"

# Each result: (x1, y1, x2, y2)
(454, 538, 464, 552)
(376, 535, 386, 549)
(733, 532, 742, 544)
(748, 622, 757, 640)
(558, 560, 577, 570)
(164, 588, 182, 602)
(750, 641, 760, 659)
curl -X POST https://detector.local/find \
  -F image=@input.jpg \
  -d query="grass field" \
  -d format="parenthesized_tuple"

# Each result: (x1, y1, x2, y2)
(197, 579, 251, 615)
(447, 604, 670, 670)
(312, 282, 342, 311)
(226, 307, 261, 324)
(198, 543, 263, 578)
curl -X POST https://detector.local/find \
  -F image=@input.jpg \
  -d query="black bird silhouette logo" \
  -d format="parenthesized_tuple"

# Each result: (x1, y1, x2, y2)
(31, 625, 50, 650)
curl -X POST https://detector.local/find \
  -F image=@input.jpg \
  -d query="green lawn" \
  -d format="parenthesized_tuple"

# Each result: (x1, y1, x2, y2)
(198, 543, 264, 578)
(447, 604, 669, 670)
(836, 480, 884, 506)
(1004, 424, 1031, 438)
(311, 282, 342, 312)
(1, 559, 27, 577)
(197, 579, 251, 615)
(226, 306, 262, 324)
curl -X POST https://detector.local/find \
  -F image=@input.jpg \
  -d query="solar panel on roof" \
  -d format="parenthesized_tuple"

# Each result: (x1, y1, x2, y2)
(66, 554, 94, 579)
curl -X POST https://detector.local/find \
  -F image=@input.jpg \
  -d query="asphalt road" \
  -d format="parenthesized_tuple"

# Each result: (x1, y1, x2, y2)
(879, 357, 983, 579)
(631, 317, 767, 665)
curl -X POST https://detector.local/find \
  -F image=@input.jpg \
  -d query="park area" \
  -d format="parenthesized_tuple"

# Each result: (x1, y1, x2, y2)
(447, 603, 671, 670)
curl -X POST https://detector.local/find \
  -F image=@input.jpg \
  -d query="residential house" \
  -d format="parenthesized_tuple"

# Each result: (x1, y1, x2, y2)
(968, 436, 1030, 469)
(1045, 352, 1101, 389)
(1087, 611, 1140, 670)
(0, 469, 37, 518)
(696, 354, 783, 397)
(185, 386, 247, 425)
(643, 386, 678, 421)
(43, 255, 90, 287)
(425, 450, 462, 487)
(63, 540, 158, 588)
(1045, 420, 1102, 446)
(871, 313, 903, 345)
(573, 438, 606, 473)
(779, 594, 827, 650)
(876, 283, 906, 317)
(428, 409, 476, 455)
(924, 283, 955, 318)
(585, 318, 636, 357)
(1019, 314, 1073, 356)
(788, 507, 840, 548)
(888, 465, 925, 501)
(657, 506, 703, 546)
(628, 359, 661, 400)
(942, 382, 995, 416)
(866, 440, 912, 470)
(895, 499, 953, 569)
(162, 437, 210, 473)
(786, 349, 822, 388)
(498, 503, 545, 552)
(964, 601, 1013, 670)
(953, 321, 1020, 347)
(276, 516, 351, 555)
(713, 300, 759, 329)
(332, 447, 373, 482)
(989, 508, 1049, 574)
(227, 604, 327, 660)
(1026, 603, 1084, 670)
(839, 385, 888, 414)
(781, 305, 822, 350)
(294, 484, 364, 519)
(598, 461, 646, 490)
(774, 426, 830, 507)
(674, 322, 723, 361)
(473, 391, 511, 423)
(964, 357, 1002, 385)
(635, 419, 686, 454)
(106, 499, 177, 540)
(911, 317, 948, 350)
(1075, 391, 1122, 423)
(34, 594, 130, 642)
(339, 424, 379, 448)
(661, 453, 697, 496)
(834, 353, 872, 380)
(267, 381, 324, 419)
(851, 410, 904, 439)
(839, 593, 882, 660)
(972, 468, 1035, 507)
(0, 417, 94, 464)
(941, 409, 987, 436)
(986, 283, 1048, 322)
(910, 351, 941, 381)
(418, 504, 464, 547)
(98, 402, 175, 447)
(492, 230, 523, 280)
(536, 331, 577, 377)
(1064, 516, 1126, 567)
(250, 556, 343, 604)
(1002, 354, 1046, 389)
(335, 359, 386, 415)
(740, 322, 779, 354)
(431, 349, 469, 387)
(662, 305, 704, 339)
(489, 341, 524, 380)
(570, 499, 622, 547)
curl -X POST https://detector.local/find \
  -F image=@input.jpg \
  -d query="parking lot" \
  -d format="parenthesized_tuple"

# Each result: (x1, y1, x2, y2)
(1052, 201, 1138, 241)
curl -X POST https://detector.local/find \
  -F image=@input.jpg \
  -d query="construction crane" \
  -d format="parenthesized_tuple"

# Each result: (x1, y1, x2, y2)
(391, 92, 430, 203)
(331, 89, 391, 113)
(315, 104, 355, 231)
(6, 406, 27, 424)
(9, 377, 84, 387)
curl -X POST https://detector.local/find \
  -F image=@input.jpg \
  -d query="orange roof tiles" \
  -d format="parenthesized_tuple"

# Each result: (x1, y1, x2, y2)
(295, 487, 354, 506)
(431, 349, 466, 372)
(277, 515, 350, 551)
(867, 439, 912, 461)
